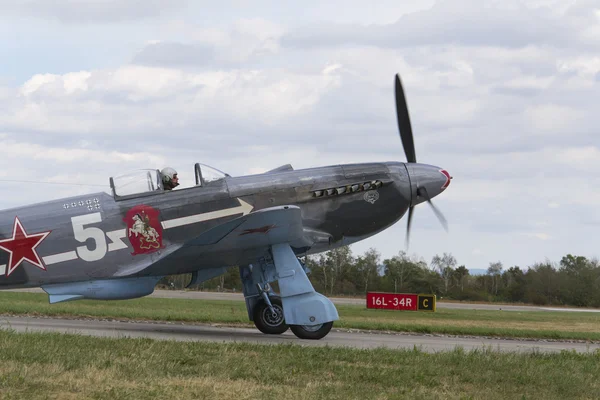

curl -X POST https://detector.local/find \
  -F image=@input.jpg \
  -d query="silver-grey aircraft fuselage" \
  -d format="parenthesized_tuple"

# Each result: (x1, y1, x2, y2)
(0, 161, 449, 288)
(0, 74, 452, 340)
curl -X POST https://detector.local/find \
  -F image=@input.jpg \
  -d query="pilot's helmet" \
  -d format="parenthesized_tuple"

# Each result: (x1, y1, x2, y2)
(161, 167, 179, 189)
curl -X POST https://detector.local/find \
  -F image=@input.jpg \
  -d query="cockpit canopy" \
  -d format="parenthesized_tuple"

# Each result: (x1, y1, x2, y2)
(109, 163, 230, 200)
(110, 169, 162, 198)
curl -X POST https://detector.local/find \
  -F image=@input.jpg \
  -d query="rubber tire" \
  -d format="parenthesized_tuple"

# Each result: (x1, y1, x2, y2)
(253, 296, 289, 335)
(289, 321, 334, 340)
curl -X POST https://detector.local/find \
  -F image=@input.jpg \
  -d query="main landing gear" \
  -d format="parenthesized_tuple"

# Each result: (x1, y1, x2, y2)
(239, 244, 338, 340)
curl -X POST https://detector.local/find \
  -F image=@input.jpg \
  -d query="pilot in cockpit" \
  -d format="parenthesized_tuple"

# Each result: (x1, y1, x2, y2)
(160, 167, 180, 191)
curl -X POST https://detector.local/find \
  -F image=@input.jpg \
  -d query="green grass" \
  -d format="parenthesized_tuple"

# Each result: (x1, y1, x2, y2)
(1, 291, 600, 341)
(0, 329, 599, 399)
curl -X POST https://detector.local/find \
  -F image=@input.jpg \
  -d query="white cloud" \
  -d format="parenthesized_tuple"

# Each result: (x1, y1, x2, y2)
(247, 167, 268, 175)
(520, 232, 552, 241)
(0, 0, 188, 23)
(281, 0, 598, 50)
(525, 104, 585, 133)
(3, 65, 342, 135)
(557, 56, 600, 77)
(557, 146, 600, 166)
(0, 138, 165, 165)
(0, 1, 599, 271)
(503, 75, 555, 91)
(135, 18, 285, 67)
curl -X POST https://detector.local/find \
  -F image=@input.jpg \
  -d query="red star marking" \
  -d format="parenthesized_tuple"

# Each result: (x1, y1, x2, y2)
(0, 217, 51, 277)
(239, 224, 276, 236)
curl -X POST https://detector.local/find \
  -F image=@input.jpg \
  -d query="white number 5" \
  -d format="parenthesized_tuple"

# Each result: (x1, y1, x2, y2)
(71, 213, 107, 262)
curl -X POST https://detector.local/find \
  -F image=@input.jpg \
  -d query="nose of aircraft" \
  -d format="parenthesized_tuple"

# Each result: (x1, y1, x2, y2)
(407, 164, 452, 206)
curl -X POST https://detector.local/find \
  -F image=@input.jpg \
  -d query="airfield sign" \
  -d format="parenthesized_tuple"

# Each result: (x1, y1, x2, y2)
(366, 292, 436, 312)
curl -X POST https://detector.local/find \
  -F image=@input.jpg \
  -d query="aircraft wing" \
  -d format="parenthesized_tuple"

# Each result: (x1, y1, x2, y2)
(189, 205, 305, 247)
(136, 205, 312, 276)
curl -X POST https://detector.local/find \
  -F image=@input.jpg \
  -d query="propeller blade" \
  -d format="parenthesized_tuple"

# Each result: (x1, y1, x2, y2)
(427, 199, 448, 232)
(395, 74, 417, 163)
(418, 186, 449, 232)
(405, 206, 414, 249)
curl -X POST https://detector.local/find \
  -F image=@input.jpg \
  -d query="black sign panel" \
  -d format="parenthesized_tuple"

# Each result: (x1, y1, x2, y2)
(417, 294, 436, 311)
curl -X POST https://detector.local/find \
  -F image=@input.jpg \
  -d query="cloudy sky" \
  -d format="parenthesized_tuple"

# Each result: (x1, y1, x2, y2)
(1, 0, 598, 271)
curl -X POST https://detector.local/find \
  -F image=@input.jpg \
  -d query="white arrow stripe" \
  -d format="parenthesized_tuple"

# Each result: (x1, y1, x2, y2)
(43, 251, 78, 265)
(161, 198, 253, 230)
(0, 251, 78, 276)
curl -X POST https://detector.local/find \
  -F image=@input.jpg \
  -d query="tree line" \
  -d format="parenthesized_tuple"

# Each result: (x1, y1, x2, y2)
(159, 247, 600, 308)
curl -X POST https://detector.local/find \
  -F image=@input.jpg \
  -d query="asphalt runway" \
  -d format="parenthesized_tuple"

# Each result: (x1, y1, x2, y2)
(2, 315, 599, 354)
(4, 288, 600, 353)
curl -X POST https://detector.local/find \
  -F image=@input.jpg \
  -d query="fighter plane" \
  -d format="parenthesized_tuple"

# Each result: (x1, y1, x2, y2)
(0, 74, 450, 340)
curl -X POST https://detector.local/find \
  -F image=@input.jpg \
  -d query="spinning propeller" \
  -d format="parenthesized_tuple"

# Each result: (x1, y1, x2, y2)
(394, 74, 449, 248)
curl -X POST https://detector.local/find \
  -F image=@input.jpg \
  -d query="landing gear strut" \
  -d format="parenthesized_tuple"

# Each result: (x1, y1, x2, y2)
(239, 244, 339, 340)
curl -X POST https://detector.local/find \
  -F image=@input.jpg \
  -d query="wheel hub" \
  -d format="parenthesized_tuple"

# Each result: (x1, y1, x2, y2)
(300, 324, 323, 332)
(262, 305, 284, 327)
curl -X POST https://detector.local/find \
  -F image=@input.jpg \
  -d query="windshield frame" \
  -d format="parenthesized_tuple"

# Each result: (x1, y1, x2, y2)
(194, 163, 230, 186)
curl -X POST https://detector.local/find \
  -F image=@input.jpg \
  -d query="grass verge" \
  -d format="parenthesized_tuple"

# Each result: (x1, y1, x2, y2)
(0, 329, 599, 399)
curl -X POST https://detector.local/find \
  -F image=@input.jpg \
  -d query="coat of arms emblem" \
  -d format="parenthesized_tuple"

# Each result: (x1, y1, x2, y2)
(124, 205, 163, 255)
